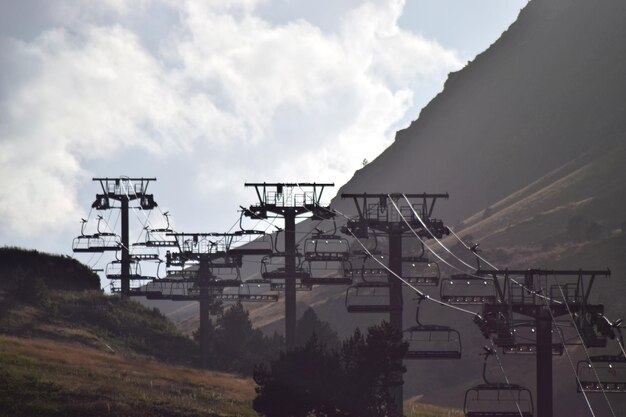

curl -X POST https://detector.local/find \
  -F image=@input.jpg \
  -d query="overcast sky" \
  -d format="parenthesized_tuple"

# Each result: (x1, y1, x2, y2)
(0, 0, 526, 279)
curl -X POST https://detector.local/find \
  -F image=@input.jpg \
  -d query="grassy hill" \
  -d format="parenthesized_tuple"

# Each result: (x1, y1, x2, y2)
(0, 334, 255, 417)
(0, 248, 251, 416)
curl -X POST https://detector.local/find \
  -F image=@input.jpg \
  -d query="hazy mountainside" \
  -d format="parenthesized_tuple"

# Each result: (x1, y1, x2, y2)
(146, 0, 626, 414)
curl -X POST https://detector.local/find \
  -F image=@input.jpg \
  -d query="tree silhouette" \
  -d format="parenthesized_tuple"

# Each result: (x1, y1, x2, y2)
(295, 307, 340, 350)
(212, 302, 284, 374)
(253, 321, 408, 417)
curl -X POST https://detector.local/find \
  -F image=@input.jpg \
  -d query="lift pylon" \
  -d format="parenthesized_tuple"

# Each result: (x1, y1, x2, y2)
(243, 182, 334, 350)
(148, 230, 280, 368)
(73, 177, 158, 297)
(474, 269, 610, 417)
(341, 192, 449, 417)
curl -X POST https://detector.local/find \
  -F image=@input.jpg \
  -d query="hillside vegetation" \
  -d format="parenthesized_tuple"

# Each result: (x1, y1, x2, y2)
(0, 248, 466, 416)
(0, 248, 250, 417)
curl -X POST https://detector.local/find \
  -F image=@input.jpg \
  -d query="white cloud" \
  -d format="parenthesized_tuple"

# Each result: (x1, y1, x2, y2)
(0, 0, 462, 242)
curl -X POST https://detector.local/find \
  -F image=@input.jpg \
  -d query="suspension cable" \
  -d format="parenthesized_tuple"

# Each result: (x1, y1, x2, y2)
(311, 203, 481, 318)
(410, 196, 561, 305)
(488, 339, 525, 417)
(552, 277, 617, 416)
(544, 297, 598, 417)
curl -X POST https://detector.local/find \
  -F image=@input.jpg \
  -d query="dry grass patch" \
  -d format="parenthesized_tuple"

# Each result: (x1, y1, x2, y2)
(0, 334, 255, 417)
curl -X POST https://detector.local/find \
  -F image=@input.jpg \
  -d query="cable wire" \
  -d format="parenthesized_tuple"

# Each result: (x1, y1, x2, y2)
(314, 203, 481, 318)
(488, 339, 525, 417)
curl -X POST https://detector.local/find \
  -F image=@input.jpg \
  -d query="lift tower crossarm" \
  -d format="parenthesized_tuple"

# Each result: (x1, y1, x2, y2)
(341, 193, 449, 218)
(477, 268, 609, 310)
(245, 182, 334, 208)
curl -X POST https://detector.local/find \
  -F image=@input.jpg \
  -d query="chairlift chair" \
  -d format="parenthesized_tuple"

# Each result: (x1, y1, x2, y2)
(464, 348, 534, 417)
(228, 231, 274, 256)
(404, 261, 440, 286)
(301, 259, 354, 286)
(345, 282, 401, 313)
(350, 252, 389, 283)
(304, 232, 350, 261)
(577, 321, 626, 393)
(130, 253, 161, 262)
(72, 234, 120, 253)
(260, 254, 310, 281)
(218, 280, 279, 303)
(577, 355, 626, 393)
(440, 274, 497, 305)
(270, 280, 313, 292)
(464, 384, 534, 417)
(403, 299, 461, 359)
(73, 216, 121, 252)
(144, 228, 178, 247)
(105, 260, 151, 280)
(145, 211, 176, 246)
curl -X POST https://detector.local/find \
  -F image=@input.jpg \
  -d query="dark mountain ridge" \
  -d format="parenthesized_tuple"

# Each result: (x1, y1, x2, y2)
(338, 0, 626, 227)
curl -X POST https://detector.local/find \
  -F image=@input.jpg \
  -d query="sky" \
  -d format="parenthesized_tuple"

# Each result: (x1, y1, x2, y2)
(0, 0, 527, 281)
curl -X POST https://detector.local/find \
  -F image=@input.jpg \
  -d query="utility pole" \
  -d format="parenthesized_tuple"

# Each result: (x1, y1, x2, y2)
(243, 183, 334, 350)
(75, 177, 158, 298)
(477, 269, 610, 417)
(341, 192, 449, 417)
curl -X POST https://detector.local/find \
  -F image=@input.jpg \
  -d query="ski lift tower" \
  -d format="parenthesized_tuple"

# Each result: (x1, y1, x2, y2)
(159, 231, 278, 368)
(90, 177, 158, 297)
(341, 192, 449, 417)
(475, 268, 610, 417)
(243, 182, 334, 350)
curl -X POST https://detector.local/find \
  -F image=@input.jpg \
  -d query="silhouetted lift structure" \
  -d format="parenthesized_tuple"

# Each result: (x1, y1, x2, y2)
(464, 347, 534, 417)
(340, 192, 449, 417)
(301, 228, 354, 286)
(577, 317, 626, 393)
(72, 215, 120, 253)
(72, 177, 159, 297)
(472, 269, 610, 417)
(243, 182, 334, 350)
(137, 231, 279, 368)
(440, 273, 497, 305)
(260, 253, 312, 292)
